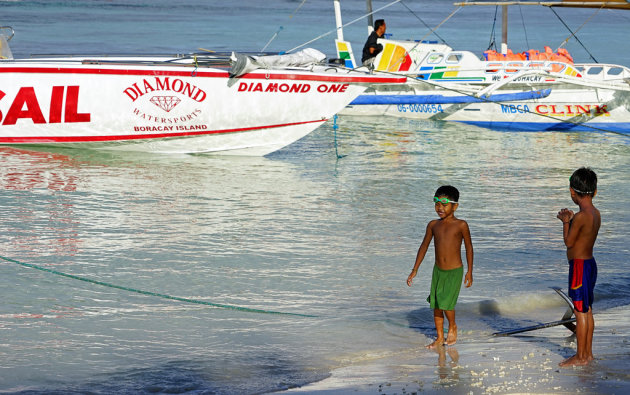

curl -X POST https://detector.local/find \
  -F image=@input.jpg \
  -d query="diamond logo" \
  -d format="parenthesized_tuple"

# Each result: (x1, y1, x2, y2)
(149, 96, 181, 112)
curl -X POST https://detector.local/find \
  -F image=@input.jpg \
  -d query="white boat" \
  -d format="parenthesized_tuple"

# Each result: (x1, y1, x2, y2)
(333, 0, 630, 134)
(0, 27, 403, 155)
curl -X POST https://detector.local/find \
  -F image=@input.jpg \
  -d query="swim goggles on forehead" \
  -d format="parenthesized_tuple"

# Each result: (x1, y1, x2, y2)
(571, 187, 594, 194)
(569, 176, 594, 194)
(433, 197, 458, 204)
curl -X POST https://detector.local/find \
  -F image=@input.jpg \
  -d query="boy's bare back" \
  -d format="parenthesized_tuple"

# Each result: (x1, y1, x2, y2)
(558, 205, 600, 260)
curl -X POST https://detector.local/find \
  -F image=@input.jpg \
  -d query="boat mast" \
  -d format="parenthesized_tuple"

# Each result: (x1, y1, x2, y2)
(334, 0, 344, 41)
(501, 4, 508, 54)
(366, 0, 374, 33)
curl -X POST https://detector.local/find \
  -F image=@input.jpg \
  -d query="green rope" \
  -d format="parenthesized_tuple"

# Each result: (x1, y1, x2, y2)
(0, 255, 317, 318)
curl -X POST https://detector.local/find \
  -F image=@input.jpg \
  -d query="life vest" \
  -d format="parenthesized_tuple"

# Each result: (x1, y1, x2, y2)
(483, 47, 573, 65)
(483, 45, 573, 68)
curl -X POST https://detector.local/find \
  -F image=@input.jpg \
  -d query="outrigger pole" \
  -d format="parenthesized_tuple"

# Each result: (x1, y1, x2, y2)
(454, 1, 630, 10)
(492, 287, 577, 337)
(455, 0, 630, 53)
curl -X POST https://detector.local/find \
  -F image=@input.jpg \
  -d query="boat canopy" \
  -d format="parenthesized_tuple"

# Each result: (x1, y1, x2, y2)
(230, 48, 326, 77)
(453, 1, 630, 10)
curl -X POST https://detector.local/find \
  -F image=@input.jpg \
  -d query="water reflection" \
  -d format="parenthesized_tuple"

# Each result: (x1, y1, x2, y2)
(433, 345, 460, 385)
(0, 147, 80, 192)
(1, 118, 629, 393)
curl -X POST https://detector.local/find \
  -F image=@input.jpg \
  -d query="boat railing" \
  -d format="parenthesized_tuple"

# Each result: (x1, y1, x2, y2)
(1, 53, 351, 76)
(396, 64, 556, 79)
(574, 63, 630, 83)
(477, 67, 630, 97)
(398, 62, 630, 86)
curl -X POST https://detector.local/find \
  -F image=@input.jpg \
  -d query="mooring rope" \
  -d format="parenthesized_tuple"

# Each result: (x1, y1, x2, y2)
(0, 255, 317, 318)
(400, 0, 448, 46)
(286, 0, 403, 53)
(549, 6, 599, 63)
(332, 114, 346, 159)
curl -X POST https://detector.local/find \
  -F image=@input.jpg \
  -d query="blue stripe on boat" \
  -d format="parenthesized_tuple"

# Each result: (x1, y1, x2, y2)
(350, 89, 551, 105)
(457, 121, 630, 134)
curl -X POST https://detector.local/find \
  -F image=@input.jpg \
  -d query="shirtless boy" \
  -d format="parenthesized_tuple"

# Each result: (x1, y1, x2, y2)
(407, 185, 473, 348)
(557, 167, 600, 367)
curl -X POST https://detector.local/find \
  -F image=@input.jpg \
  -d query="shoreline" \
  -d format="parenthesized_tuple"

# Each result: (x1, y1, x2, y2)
(283, 304, 630, 394)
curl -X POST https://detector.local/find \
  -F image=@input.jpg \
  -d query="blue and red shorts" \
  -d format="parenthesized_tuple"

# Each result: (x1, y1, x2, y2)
(568, 257, 597, 313)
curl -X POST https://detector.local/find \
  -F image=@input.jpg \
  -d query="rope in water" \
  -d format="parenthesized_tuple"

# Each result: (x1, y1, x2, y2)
(0, 255, 317, 318)
(332, 114, 346, 159)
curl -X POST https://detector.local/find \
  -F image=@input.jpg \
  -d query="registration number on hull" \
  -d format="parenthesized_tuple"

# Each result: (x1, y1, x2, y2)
(396, 104, 444, 114)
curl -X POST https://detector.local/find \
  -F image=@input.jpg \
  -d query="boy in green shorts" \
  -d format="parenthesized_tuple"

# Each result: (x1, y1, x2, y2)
(407, 185, 474, 348)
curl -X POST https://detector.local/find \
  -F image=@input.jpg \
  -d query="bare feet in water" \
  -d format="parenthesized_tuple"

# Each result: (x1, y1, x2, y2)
(426, 338, 445, 349)
(559, 354, 589, 367)
(445, 324, 457, 346)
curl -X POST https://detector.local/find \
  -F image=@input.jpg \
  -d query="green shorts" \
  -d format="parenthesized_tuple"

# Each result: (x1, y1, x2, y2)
(426, 265, 463, 311)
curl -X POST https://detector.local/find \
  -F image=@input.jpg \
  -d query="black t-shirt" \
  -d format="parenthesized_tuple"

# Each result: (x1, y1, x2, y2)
(361, 31, 383, 63)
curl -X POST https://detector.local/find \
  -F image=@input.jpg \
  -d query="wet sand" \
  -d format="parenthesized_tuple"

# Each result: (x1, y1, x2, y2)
(284, 305, 630, 394)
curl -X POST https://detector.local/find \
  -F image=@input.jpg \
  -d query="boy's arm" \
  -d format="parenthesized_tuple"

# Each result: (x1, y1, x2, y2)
(557, 208, 575, 247)
(561, 211, 584, 248)
(407, 221, 434, 286)
(461, 220, 474, 288)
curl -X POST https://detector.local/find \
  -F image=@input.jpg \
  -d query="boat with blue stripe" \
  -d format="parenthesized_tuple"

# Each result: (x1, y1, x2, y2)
(333, 0, 630, 135)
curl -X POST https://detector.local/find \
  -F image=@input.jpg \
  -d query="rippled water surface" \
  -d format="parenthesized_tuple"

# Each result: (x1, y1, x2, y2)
(1, 1, 630, 393)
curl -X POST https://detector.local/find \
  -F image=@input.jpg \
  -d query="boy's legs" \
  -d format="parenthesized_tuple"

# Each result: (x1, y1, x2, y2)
(444, 309, 457, 345)
(586, 308, 594, 360)
(563, 258, 596, 366)
(560, 308, 590, 367)
(427, 308, 445, 349)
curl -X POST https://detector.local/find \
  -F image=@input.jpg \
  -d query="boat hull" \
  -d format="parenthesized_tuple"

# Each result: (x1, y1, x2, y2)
(343, 84, 630, 134)
(0, 60, 388, 155)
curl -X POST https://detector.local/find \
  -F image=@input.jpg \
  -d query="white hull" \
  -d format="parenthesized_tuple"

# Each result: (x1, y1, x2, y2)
(0, 55, 401, 155)
(343, 81, 630, 133)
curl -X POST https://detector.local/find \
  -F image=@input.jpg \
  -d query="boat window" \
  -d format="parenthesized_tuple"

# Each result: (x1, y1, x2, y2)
(485, 63, 502, 73)
(587, 66, 603, 75)
(607, 67, 623, 76)
(506, 62, 523, 73)
(427, 53, 444, 64)
(446, 53, 462, 63)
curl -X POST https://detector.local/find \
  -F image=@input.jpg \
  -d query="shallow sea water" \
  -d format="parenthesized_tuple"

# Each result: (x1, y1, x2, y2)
(2, 118, 629, 393)
(1, 1, 630, 393)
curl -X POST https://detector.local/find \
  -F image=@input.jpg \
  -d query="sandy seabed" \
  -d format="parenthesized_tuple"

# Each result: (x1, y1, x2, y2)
(284, 305, 630, 394)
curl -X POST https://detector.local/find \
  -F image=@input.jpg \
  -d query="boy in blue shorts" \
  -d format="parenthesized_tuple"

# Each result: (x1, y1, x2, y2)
(557, 167, 600, 367)
(407, 185, 473, 348)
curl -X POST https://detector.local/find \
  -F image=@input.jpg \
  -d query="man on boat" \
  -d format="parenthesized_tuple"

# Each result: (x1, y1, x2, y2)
(361, 19, 386, 67)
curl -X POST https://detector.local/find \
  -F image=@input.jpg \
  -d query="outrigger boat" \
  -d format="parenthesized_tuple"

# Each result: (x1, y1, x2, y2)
(333, 0, 630, 134)
(0, 27, 403, 155)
